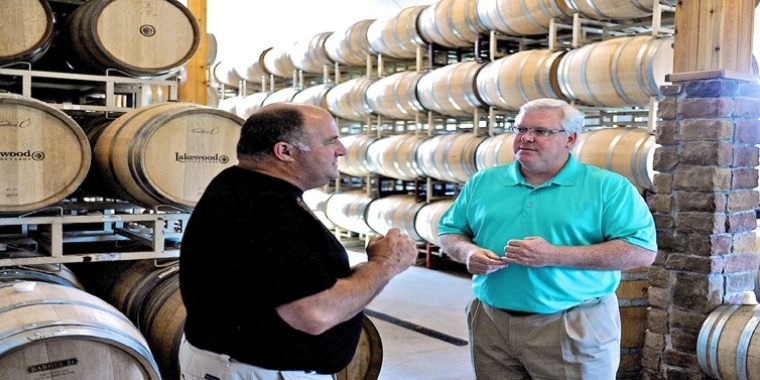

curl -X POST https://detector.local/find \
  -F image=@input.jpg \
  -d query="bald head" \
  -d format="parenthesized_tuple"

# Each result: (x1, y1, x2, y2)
(237, 103, 329, 161)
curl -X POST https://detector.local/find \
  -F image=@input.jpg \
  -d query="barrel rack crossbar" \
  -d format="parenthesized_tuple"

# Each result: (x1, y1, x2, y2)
(0, 212, 188, 266)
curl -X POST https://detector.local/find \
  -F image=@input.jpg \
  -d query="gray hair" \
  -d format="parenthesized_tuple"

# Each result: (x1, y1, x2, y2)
(237, 103, 311, 162)
(514, 98, 584, 137)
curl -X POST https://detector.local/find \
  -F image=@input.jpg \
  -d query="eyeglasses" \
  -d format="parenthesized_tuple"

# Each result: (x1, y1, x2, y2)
(509, 126, 566, 138)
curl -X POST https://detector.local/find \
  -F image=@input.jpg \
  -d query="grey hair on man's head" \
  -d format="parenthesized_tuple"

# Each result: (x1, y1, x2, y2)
(515, 98, 584, 136)
(236, 103, 311, 161)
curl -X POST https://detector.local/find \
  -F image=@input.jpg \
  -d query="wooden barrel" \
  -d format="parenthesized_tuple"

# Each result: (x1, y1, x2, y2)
(261, 87, 302, 107)
(107, 260, 180, 325)
(563, 0, 655, 20)
(217, 96, 245, 116)
(0, 264, 85, 290)
(326, 77, 378, 122)
(260, 45, 297, 78)
(365, 71, 426, 120)
(207, 33, 218, 66)
(418, 0, 486, 48)
(338, 134, 378, 177)
(0, 282, 161, 379)
(417, 61, 487, 117)
(0, 0, 54, 65)
(325, 19, 375, 67)
(414, 199, 455, 246)
(365, 195, 424, 241)
(236, 92, 272, 119)
(302, 188, 337, 229)
(139, 272, 185, 380)
(324, 190, 375, 235)
(93, 102, 243, 209)
(212, 61, 243, 88)
(367, 6, 428, 59)
(615, 267, 650, 378)
(697, 302, 760, 380)
(233, 52, 268, 84)
(0, 93, 90, 213)
(292, 84, 335, 110)
(335, 316, 383, 380)
(557, 35, 674, 107)
(476, 0, 573, 36)
(476, 49, 567, 111)
(475, 132, 516, 171)
(290, 32, 335, 74)
(416, 133, 486, 183)
(571, 127, 657, 192)
(366, 134, 425, 181)
(63, 0, 200, 78)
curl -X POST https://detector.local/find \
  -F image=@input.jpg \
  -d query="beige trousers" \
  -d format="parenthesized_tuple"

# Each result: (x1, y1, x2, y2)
(467, 295, 621, 380)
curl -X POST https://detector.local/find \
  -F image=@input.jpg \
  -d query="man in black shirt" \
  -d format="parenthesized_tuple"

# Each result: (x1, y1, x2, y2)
(179, 103, 418, 379)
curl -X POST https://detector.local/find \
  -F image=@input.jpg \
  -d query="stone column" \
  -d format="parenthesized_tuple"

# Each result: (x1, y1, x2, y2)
(644, 79, 760, 379)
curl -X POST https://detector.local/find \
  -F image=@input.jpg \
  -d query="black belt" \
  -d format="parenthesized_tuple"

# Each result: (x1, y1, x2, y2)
(500, 308, 538, 317)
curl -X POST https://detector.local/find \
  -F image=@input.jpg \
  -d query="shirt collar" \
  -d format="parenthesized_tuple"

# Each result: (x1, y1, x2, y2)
(504, 153, 579, 188)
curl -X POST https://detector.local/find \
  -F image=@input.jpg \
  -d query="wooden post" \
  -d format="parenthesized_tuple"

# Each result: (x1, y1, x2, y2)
(667, 0, 758, 83)
(179, 0, 208, 105)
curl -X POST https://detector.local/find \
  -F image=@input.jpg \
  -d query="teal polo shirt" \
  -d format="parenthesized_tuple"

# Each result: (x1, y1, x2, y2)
(438, 154, 657, 314)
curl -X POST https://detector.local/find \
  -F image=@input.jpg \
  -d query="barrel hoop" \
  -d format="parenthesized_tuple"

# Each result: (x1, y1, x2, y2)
(493, 134, 512, 168)
(737, 312, 760, 380)
(515, 52, 533, 103)
(442, 135, 458, 180)
(604, 129, 626, 171)
(571, 130, 594, 160)
(463, 0, 483, 35)
(642, 38, 665, 96)
(627, 0, 654, 14)
(518, 0, 549, 32)
(489, 61, 511, 109)
(697, 304, 739, 378)
(533, 52, 553, 99)
(139, 274, 179, 335)
(491, 2, 520, 35)
(610, 38, 638, 106)
(444, 3, 466, 46)
(580, 0, 611, 20)
(628, 131, 652, 190)
(392, 12, 413, 56)
(579, 43, 603, 106)
(557, 49, 579, 101)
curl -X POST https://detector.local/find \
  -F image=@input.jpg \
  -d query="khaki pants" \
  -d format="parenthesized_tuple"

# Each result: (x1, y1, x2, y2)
(467, 295, 620, 380)
(178, 335, 335, 380)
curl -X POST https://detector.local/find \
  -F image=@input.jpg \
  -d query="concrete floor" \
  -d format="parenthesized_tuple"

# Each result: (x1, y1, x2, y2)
(347, 248, 476, 380)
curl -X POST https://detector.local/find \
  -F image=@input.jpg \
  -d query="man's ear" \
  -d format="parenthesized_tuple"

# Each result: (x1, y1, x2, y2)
(273, 142, 295, 161)
(565, 132, 577, 149)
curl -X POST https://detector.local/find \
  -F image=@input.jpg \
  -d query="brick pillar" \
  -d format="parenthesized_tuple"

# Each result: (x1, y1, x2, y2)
(644, 79, 760, 379)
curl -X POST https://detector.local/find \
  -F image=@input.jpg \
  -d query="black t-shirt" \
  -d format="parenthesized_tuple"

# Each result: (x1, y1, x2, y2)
(179, 166, 363, 374)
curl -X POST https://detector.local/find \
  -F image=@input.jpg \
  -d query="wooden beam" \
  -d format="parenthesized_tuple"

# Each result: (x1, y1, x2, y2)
(668, 0, 758, 83)
(179, 0, 207, 104)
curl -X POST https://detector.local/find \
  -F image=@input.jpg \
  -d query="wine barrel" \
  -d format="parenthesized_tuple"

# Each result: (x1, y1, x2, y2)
(261, 87, 302, 107)
(365, 195, 425, 241)
(324, 190, 375, 235)
(366, 134, 425, 181)
(260, 45, 297, 78)
(292, 84, 335, 110)
(418, 0, 487, 48)
(476, 49, 567, 111)
(564, 0, 655, 20)
(416, 133, 486, 183)
(325, 20, 375, 67)
(0, 264, 85, 290)
(63, 0, 200, 78)
(236, 92, 272, 119)
(414, 199, 455, 246)
(212, 61, 243, 88)
(335, 316, 383, 380)
(476, 0, 573, 36)
(475, 132, 516, 171)
(0, 93, 90, 213)
(139, 271, 185, 380)
(366, 71, 426, 120)
(290, 32, 334, 74)
(0, 0, 54, 65)
(571, 127, 658, 192)
(207, 33, 218, 66)
(338, 134, 378, 177)
(615, 267, 650, 378)
(325, 77, 378, 122)
(217, 96, 245, 116)
(697, 302, 760, 380)
(93, 103, 243, 209)
(0, 282, 161, 380)
(303, 188, 337, 229)
(367, 6, 428, 59)
(417, 61, 487, 117)
(108, 260, 180, 325)
(557, 35, 674, 107)
(233, 53, 268, 84)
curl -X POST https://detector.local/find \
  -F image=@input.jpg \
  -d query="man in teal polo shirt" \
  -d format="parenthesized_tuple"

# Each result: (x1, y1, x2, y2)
(438, 98, 657, 379)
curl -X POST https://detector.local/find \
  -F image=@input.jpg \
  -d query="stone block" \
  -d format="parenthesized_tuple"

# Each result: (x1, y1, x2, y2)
(656, 120, 679, 145)
(724, 253, 757, 273)
(660, 85, 684, 96)
(683, 80, 738, 98)
(648, 285, 669, 308)
(671, 329, 698, 353)
(725, 271, 755, 292)
(727, 190, 759, 213)
(666, 254, 722, 274)
(732, 145, 759, 167)
(680, 119, 733, 141)
(738, 81, 760, 97)
(658, 98, 677, 119)
(735, 118, 760, 144)
(725, 210, 756, 233)
(653, 214, 674, 229)
(674, 212, 725, 234)
(734, 97, 760, 118)
(731, 167, 759, 190)
(647, 267, 669, 288)
(731, 231, 756, 253)
(641, 348, 662, 376)
(663, 348, 702, 372)
(644, 330, 666, 351)
(674, 192, 725, 212)
(647, 307, 669, 334)
(654, 146, 679, 172)
(650, 194, 672, 213)
(653, 173, 672, 193)
(678, 98, 733, 119)
(687, 234, 732, 256)
(673, 166, 731, 192)
(672, 273, 724, 313)
(656, 232, 686, 252)
(671, 309, 707, 333)
(681, 141, 732, 165)
(653, 251, 668, 266)
(663, 367, 708, 380)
